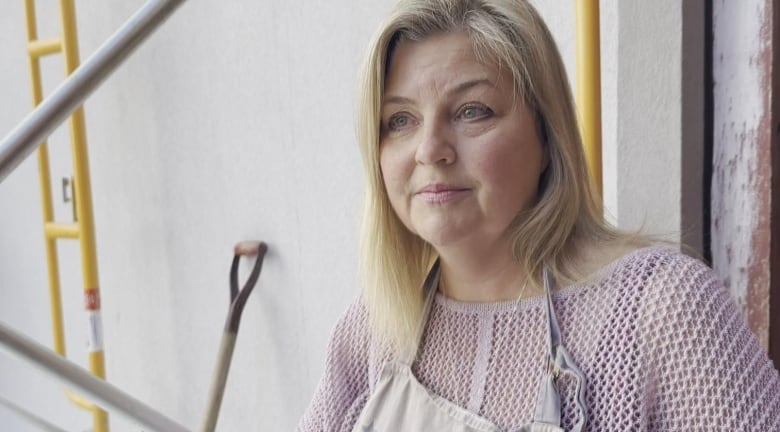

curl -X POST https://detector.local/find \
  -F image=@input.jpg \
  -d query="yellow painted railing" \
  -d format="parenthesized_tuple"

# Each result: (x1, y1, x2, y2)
(23, 1, 108, 430)
(575, 0, 603, 198)
(3, 0, 190, 425)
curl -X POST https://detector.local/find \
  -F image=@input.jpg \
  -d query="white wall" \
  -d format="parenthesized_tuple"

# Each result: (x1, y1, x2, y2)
(0, 1, 690, 430)
(535, 0, 692, 241)
(614, 0, 685, 237)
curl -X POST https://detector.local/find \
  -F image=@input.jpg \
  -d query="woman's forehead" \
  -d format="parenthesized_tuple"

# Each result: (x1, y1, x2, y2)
(383, 32, 507, 97)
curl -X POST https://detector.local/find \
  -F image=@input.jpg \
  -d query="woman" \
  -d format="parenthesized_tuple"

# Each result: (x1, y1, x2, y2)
(299, 0, 780, 430)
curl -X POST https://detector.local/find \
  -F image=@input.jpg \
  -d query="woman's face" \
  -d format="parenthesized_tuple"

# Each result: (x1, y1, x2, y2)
(379, 31, 545, 251)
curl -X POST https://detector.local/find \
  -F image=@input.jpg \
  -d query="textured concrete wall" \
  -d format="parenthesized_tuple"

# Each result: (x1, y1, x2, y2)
(712, 0, 772, 347)
(615, 0, 684, 238)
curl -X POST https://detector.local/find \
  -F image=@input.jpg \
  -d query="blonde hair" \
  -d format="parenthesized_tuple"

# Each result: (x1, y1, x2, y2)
(357, 0, 635, 356)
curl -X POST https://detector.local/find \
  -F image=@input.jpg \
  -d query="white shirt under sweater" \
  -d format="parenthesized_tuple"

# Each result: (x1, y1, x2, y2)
(298, 247, 780, 431)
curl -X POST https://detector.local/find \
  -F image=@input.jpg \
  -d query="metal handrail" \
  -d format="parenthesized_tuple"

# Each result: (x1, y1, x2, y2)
(0, 320, 189, 432)
(0, 0, 186, 183)
(0, 394, 68, 432)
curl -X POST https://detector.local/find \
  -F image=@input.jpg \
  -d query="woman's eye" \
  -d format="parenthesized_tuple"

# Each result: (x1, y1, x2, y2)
(459, 105, 492, 120)
(387, 114, 414, 131)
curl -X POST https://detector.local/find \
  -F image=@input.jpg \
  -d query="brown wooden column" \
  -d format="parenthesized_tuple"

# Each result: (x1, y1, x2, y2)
(711, 0, 776, 366)
(770, 0, 780, 368)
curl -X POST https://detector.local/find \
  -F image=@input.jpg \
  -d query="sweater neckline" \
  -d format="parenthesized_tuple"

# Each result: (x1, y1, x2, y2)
(433, 245, 667, 314)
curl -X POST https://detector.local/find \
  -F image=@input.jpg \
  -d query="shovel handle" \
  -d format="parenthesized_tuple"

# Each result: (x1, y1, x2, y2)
(227, 241, 267, 332)
(201, 241, 268, 432)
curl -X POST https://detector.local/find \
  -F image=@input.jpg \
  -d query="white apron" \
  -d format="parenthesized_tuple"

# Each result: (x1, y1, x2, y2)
(353, 261, 588, 432)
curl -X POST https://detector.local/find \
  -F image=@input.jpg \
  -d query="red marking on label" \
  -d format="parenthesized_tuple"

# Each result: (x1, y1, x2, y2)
(85, 289, 100, 311)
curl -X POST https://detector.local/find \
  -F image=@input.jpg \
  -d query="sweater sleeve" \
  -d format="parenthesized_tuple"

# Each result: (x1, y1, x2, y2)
(641, 252, 780, 431)
(297, 300, 372, 432)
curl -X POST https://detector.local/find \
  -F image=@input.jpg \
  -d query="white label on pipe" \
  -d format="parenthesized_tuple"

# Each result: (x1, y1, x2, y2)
(87, 311, 104, 352)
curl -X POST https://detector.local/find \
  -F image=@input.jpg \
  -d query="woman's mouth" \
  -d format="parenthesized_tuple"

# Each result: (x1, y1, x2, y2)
(417, 184, 470, 204)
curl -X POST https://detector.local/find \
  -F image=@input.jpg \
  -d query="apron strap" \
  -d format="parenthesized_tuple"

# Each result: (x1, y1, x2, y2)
(402, 259, 441, 365)
(532, 269, 588, 432)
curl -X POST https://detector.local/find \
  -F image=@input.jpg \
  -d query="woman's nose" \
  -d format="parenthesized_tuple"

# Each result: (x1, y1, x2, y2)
(414, 119, 456, 166)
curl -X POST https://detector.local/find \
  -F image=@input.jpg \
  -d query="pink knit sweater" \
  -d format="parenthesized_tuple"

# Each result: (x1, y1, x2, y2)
(298, 247, 780, 431)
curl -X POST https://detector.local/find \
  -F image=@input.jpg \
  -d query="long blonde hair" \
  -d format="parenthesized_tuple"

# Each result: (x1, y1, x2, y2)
(357, 0, 631, 356)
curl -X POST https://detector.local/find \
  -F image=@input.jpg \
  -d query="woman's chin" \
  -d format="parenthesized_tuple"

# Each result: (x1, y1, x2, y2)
(416, 228, 472, 251)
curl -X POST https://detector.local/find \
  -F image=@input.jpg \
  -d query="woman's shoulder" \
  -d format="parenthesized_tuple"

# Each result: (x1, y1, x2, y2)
(328, 297, 371, 354)
(328, 297, 391, 375)
(595, 244, 736, 327)
(297, 298, 375, 431)
(608, 248, 780, 428)
(573, 244, 726, 313)
(594, 244, 716, 288)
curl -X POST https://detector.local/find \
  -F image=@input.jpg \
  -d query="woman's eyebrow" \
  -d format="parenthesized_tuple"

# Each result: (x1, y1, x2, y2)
(383, 95, 415, 107)
(447, 78, 494, 96)
(382, 78, 495, 108)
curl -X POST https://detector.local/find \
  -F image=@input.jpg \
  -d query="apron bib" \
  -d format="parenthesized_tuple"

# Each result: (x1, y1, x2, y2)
(353, 261, 587, 432)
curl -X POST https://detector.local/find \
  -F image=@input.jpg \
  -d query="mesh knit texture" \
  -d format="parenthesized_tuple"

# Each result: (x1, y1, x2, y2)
(298, 247, 780, 431)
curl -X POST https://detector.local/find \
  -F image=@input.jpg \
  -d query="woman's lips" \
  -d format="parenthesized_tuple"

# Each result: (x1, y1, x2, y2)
(416, 184, 470, 204)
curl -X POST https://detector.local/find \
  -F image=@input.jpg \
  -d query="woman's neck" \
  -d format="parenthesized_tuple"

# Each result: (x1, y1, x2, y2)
(436, 241, 530, 303)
